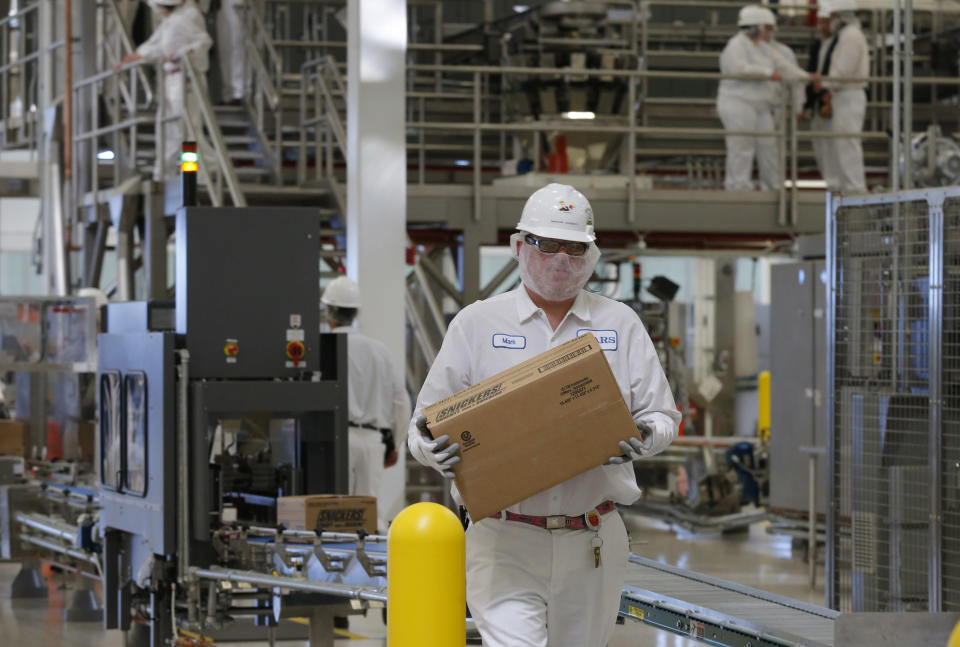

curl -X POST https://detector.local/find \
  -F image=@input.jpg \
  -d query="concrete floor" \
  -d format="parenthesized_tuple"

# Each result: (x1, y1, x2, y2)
(0, 515, 824, 646)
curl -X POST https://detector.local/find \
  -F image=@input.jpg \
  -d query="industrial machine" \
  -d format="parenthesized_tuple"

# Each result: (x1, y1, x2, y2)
(94, 207, 360, 646)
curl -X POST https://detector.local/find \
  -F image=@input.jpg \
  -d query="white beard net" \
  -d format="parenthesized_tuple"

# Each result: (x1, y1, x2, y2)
(511, 232, 601, 302)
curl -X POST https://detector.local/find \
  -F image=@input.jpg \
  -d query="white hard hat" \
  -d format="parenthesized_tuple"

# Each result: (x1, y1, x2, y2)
(76, 287, 108, 310)
(817, 2, 832, 18)
(517, 183, 595, 243)
(737, 5, 774, 26)
(829, 0, 855, 12)
(321, 276, 362, 308)
(756, 7, 777, 26)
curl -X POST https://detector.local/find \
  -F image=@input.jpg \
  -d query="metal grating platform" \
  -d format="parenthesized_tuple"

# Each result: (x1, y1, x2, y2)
(620, 555, 838, 647)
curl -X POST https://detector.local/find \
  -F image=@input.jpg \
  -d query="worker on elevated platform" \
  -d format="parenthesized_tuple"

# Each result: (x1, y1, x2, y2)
(802, 3, 836, 178)
(322, 276, 410, 533)
(811, 0, 869, 194)
(408, 183, 680, 647)
(216, 0, 251, 105)
(116, 0, 213, 180)
(717, 5, 814, 191)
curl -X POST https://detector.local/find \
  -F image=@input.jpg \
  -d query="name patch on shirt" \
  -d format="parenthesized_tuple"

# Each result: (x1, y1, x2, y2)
(492, 333, 526, 349)
(577, 329, 618, 351)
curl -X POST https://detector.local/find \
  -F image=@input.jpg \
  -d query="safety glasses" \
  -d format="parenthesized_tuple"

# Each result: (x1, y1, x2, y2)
(524, 234, 589, 257)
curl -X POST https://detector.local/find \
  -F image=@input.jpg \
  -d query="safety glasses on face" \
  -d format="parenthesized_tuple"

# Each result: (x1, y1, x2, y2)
(524, 234, 588, 257)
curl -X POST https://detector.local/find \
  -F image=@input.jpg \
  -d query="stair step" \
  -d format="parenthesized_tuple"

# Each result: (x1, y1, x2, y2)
(227, 150, 266, 161)
(234, 166, 272, 178)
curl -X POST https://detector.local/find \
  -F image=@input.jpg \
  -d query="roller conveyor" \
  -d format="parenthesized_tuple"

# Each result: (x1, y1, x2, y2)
(619, 555, 838, 647)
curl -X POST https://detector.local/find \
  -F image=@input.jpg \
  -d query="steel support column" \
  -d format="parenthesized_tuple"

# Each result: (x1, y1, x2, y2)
(346, 0, 408, 526)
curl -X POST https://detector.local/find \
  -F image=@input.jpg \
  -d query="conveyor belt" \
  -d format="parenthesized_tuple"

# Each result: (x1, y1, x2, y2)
(620, 555, 838, 647)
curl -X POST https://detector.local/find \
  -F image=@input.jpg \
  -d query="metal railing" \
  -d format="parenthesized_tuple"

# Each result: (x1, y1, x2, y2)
(0, 1, 47, 149)
(298, 56, 345, 212)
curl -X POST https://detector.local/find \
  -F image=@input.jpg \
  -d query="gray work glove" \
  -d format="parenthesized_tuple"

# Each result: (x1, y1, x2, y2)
(606, 421, 655, 465)
(414, 414, 461, 478)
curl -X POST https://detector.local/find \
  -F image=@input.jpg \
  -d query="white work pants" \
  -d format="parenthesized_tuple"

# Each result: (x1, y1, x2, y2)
(717, 96, 780, 191)
(217, 0, 251, 102)
(157, 71, 184, 180)
(820, 89, 866, 194)
(348, 427, 385, 530)
(466, 512, 629, 647)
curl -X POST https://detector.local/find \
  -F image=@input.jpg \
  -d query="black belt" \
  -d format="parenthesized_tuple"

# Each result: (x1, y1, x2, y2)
(350, 422, 391, 433)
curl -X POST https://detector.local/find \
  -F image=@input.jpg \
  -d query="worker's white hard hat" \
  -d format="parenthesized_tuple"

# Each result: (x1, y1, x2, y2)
(517, 183, 596, 243)
(756, 7, 777, 26)
(737, 5, 773, 26)
(76, 287, 108, 310)
(829, 0, 856, 12)
(321, 276, 362, 309)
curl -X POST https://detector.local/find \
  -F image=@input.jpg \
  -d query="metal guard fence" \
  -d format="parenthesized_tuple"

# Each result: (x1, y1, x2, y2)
(826, 186, 960, 612)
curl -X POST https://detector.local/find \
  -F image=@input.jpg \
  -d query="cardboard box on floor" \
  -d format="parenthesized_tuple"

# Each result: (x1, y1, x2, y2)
(276, 495, 377, 534)
(423, 333, 637, 521)
(0, 420, 30, 457)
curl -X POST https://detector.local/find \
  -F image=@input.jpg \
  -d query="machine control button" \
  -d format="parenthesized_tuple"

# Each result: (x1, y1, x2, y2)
(224, 343, 240, 357)
(286, 341, 305, 367)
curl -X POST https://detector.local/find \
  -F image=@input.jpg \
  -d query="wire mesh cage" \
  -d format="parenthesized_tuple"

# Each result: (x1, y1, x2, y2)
(827, 188, 960, 612)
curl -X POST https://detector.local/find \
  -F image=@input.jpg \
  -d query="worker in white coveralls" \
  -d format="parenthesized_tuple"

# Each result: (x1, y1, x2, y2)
(116, 0, 212, 179)
(217, 0, 251, 104)
(717, 5, 814, 191)
(803, 3, 836, 178)
(764, 8, 806, 126)
(812, 0, 869, 193)
(322, 276, 411, 533)
(408, 183, 680, 647)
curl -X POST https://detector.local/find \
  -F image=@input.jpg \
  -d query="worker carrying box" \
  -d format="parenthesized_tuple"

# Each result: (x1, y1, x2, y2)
(408, 183, 680, 647)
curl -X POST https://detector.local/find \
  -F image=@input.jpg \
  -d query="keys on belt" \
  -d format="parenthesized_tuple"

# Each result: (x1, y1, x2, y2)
(489, 501, 615, 569)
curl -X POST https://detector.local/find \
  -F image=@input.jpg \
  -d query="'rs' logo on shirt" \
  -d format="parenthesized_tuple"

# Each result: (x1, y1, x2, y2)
(577, 329, 618, 351)
(492, 334, 526, 349)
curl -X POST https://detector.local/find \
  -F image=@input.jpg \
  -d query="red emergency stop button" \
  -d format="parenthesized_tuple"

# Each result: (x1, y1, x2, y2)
(224, 343, 239, 357)
(286, 341, 305, 366)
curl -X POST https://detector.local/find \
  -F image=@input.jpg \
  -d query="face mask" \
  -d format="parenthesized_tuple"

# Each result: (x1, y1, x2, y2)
(516, 236, 600, 302)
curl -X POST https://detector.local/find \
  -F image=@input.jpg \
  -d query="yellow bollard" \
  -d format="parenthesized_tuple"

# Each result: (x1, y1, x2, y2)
(757, 370, 771, 441)
(388, 502, 465, 646)
(948, 619, 960, 647)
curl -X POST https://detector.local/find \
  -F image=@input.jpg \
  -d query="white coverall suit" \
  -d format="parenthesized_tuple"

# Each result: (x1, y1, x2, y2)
(717, 31, 808, 191)
(136, 1, 212, 179)
(217, 0, 251, 102)
(818, 19, 869, 193)
(334, 326, 410, 532)
(771, 40, 805, 125)
(409, 287, 680, 647)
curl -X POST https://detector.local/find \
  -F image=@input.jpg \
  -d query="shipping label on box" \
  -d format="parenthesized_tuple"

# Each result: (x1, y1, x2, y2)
(276, 495, 377, 534)
(423, 333, 637, 521)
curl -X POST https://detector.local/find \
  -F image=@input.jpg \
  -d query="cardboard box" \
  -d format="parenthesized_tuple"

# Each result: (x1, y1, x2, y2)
(423, 333, 637, 521)
(0, 420, 30, 457)
(276, 495, 377, 534)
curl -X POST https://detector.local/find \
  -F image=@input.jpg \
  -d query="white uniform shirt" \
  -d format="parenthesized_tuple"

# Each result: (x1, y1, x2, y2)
(408, 287, 680, 517)
(334, 327, 411, 446)
(822, 21, 869, 92)
(718, 31, 809, 107)
(137, 1, 212, 73)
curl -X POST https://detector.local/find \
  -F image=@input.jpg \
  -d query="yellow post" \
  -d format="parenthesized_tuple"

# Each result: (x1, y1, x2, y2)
(948, 619, 960, 647)
(758, 370, 771, 441)
(388, 502, 465, 646)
